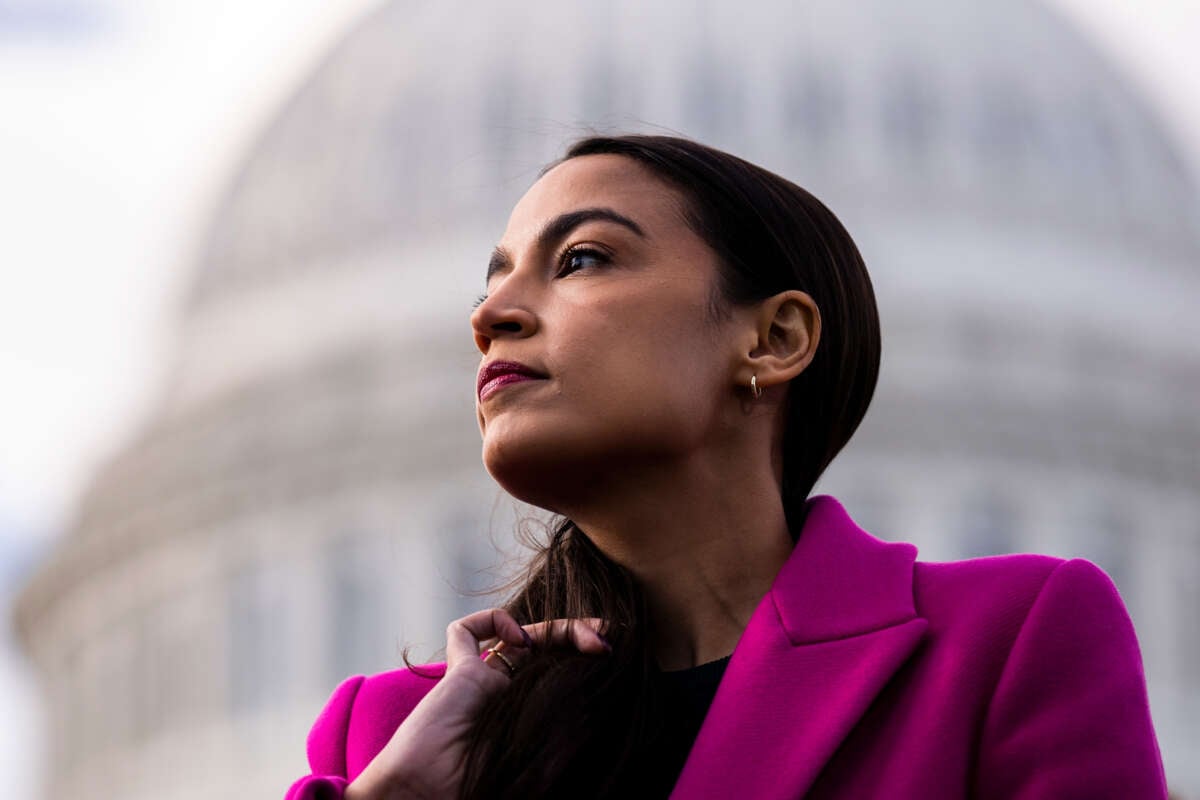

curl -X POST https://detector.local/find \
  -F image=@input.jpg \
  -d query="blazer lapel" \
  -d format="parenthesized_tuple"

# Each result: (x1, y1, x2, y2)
(669, 495, 929, 800)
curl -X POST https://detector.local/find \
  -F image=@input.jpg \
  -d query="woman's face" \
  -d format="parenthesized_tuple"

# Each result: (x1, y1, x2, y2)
(471, 154, 745, 510)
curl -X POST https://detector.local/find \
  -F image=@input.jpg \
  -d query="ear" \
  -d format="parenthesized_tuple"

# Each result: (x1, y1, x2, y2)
(742, 290, 821, 393)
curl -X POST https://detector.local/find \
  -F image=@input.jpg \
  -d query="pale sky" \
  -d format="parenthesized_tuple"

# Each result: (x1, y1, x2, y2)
(0, 2, 1197, 795)
(0, 0, 381, 550)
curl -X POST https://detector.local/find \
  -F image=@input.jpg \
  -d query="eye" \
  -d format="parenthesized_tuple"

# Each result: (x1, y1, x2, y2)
(557, 245, 609, 277)
(472, 293, 488, 309)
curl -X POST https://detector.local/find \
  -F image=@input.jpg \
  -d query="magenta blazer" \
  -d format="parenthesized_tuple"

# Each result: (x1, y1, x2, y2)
(286, 494, 1168, 799)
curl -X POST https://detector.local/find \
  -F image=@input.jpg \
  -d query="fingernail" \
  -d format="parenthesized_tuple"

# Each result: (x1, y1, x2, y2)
(596, 632, 613, 653)
(520, 628, 534, 648)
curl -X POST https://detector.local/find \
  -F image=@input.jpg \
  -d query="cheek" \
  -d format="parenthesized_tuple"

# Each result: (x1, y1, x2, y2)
(477, 329, 726, 497)
(564, 313, 723, 428)
(558, 303, 694, 383)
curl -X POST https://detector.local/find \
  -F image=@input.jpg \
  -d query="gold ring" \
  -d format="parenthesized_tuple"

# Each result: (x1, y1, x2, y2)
(483, 646, 516, 676)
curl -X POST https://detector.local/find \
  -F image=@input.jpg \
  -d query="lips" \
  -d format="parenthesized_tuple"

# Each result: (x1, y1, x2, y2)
(477, 359, 548, 401)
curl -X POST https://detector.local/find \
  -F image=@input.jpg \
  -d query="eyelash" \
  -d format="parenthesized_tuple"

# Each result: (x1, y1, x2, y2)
(557, 243, 609, 276)
(472, 244, 610, 309)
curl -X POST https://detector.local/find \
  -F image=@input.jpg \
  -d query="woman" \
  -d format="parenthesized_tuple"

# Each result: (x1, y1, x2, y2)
(286, 135, 1167, 799)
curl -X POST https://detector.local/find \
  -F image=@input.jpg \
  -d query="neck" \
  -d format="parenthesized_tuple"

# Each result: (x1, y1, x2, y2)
(561, 448, 796, 671)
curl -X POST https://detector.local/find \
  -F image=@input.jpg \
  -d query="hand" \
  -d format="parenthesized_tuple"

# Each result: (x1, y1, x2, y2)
(345, 608, 611, 800)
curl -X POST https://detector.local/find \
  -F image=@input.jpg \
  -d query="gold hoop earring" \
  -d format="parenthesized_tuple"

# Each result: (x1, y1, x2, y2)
(751, 374, 764, 399)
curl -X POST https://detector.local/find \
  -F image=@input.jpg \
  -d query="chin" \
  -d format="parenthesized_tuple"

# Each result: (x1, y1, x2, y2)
(482, 435, 569, 512)
(482, 416, 693, 514)
(480, 423, 620, 513)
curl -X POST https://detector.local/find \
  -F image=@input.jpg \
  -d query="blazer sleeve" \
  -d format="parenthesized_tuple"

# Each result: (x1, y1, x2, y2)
(284, 674, 366, 800)
(972, 558, 1169, 799)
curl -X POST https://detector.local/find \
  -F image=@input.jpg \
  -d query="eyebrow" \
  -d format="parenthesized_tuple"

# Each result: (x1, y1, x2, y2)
(486, 207, 646, 283)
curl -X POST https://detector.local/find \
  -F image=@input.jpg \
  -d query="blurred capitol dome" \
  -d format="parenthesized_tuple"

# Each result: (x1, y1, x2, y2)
(15, 1, 1200, 798)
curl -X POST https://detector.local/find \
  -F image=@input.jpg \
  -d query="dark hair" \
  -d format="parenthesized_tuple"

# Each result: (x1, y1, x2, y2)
(405, 134, 881, 798)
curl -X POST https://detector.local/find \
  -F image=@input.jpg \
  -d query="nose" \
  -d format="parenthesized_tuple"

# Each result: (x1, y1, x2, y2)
(470, 291, 538, 355)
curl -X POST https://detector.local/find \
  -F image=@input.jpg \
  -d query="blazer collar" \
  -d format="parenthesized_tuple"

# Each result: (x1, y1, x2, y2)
(669, 494, 928, 800)
(773, 494, 922, 643)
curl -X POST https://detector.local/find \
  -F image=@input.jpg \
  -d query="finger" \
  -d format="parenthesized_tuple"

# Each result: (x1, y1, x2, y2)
(480, 643, 519, 677)
(445, 607, 530, 667)
(478, 626, 534, 654)
(521, 617, 610, 654)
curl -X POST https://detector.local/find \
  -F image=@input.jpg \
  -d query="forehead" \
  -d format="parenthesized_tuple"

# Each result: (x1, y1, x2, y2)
(501, 153, 689, 244)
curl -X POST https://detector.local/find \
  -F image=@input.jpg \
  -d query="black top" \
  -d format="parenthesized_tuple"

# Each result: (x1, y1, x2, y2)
(639, 655, 732, 798)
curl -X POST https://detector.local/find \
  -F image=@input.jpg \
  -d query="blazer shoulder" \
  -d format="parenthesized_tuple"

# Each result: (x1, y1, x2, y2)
(910, 552, 1099, 647)
(910, 555, 1146, 701)
(306, 673, 365, 778)
(967, 557, 1167, 797)
(914, 552, 1129, 607)
(306, 662, 448, 782)
(913, 551, 1067, 611)
(344, 662, 447, 781)
(910, 555, 1165, 798)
